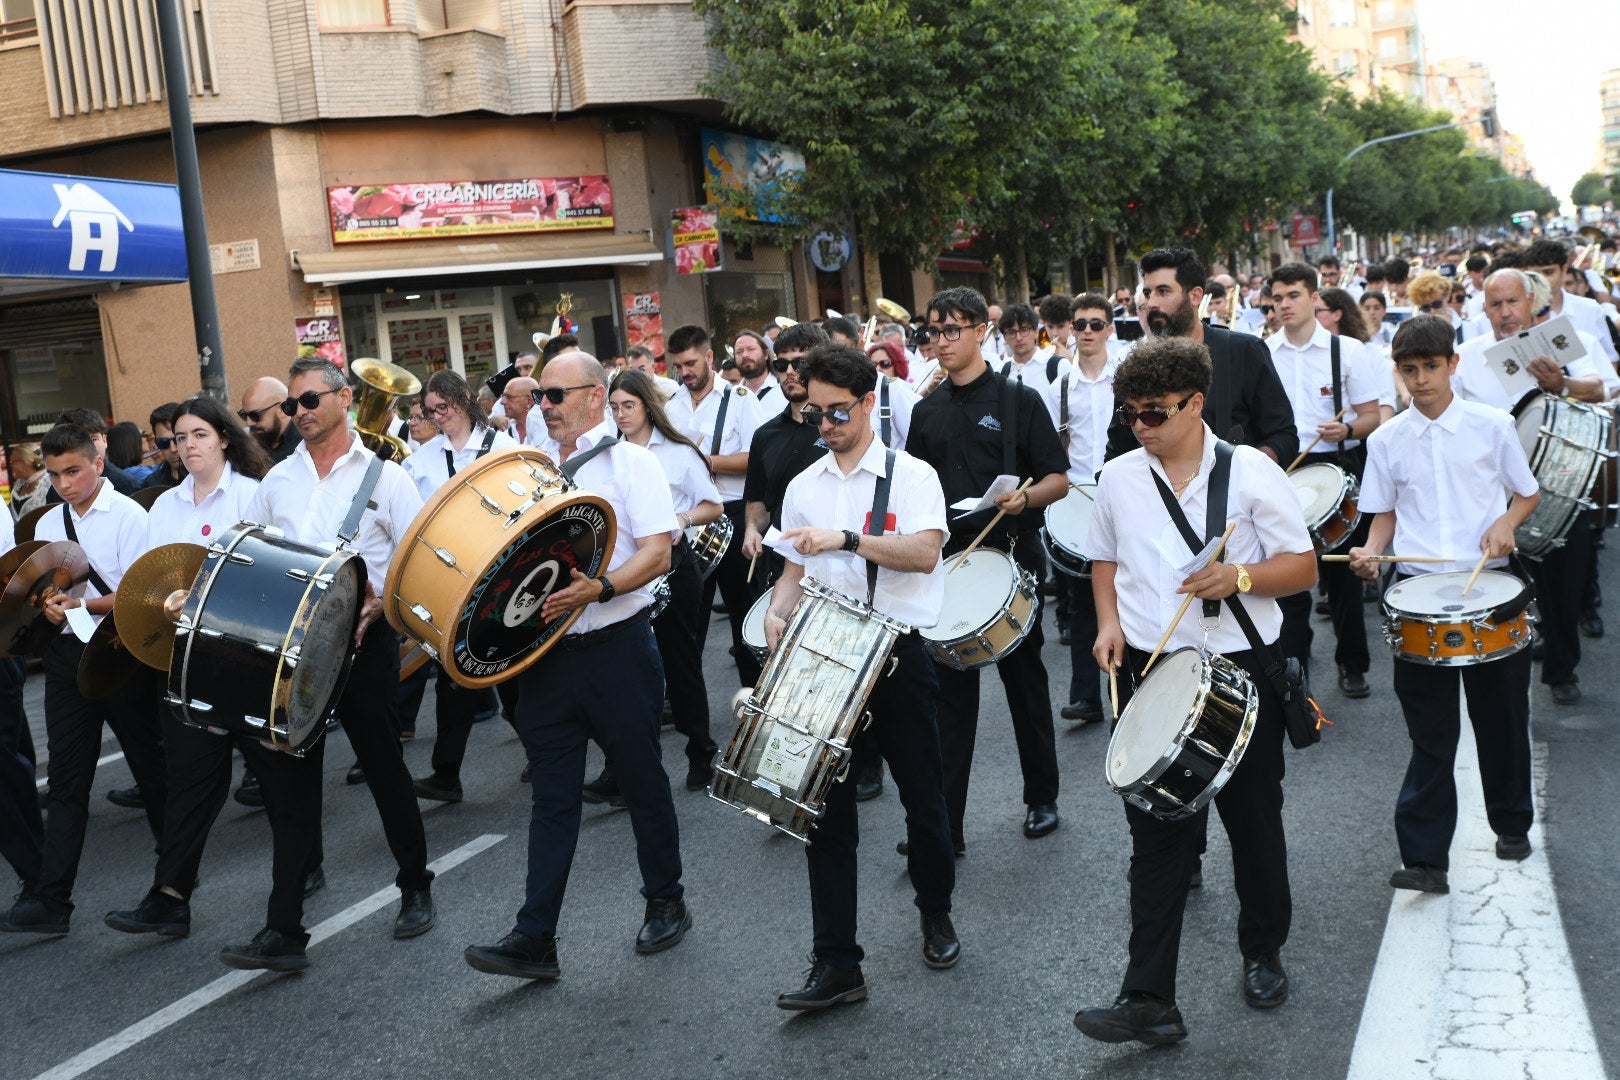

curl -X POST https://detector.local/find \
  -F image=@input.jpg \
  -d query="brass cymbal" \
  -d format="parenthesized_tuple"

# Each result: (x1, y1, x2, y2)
(0, 541, 47, 592)
(876, 298, 910, 322)
(15, 503, 53, 544)
(77, 610, 144, 700)
(130, 485, 167, 510)
(0, 540, 89, 657)
(114, 543, 207, 671)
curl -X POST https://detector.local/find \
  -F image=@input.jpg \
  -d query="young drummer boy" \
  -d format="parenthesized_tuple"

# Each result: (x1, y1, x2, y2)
(1348, 315, 1541, 895)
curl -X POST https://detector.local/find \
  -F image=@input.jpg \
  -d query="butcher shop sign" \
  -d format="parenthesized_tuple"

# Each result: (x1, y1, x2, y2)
(327, 176, 615, 243)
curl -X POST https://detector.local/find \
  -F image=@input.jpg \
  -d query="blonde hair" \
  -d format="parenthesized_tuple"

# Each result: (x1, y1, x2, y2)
(1407, 270, 1452, 308)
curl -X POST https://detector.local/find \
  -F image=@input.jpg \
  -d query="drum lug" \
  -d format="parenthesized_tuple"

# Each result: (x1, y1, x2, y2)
(1474, 640, 1485, 655)
(1429, 642, 1438, 657)
(409, 603, 435, 626)
(285, 567, 312, 583)
(432, 546, 458, 568)
(197, 626, 223, 639)
(1508, 627, 1522, 641)
(284, 646, 301, 668)
(162, 692, 186, 708)
(243, 714, 269, 730)
(222, 551, 254, 566)
(186, 698, 213, 713)
(1006, 613, 1022, 631)
(1425, 624, 1436, 639)
(253, 641, 280, 654)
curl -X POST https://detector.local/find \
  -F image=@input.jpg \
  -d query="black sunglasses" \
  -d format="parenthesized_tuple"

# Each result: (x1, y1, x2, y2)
(531, 384, 596, 405)
(1076, 319, 1109, 333)
(279, 387, 345, 416)
(154, 437, 174, 450)
(238, 405, 273, 423)
(771, 357, 806, 374)
(801, 405, 855, 427)
(1114, 394, 1193, 430)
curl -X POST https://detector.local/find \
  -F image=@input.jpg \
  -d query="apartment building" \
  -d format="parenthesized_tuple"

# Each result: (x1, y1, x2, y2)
(1602, 68, 1620, 183)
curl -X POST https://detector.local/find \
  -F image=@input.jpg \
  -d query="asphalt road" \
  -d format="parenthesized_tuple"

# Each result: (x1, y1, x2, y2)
(3, 553, 1616, 1080)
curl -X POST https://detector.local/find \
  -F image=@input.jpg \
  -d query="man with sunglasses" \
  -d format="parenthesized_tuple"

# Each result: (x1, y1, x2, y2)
(139, 402, 186, 492)
(742, 323, 829, 580)
(238, 376, 302, 463)
(906, 286, 1071, 851)
(493, 377, 538, 443)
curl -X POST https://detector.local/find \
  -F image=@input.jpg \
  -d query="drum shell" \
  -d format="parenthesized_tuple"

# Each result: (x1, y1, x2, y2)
(1514, 394, 1612, 558)
(920, 548, 1037, 670)
(1381, 573, 1534, 666)
(740, 590, 771, 662)
(1290, 464, 1361, 554)
(1042, 486, 1096, 578)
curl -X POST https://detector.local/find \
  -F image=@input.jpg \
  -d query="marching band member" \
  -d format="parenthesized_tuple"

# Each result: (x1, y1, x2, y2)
(0, 483, 41, 907)
(465, 350, 689, 981)
(865, 338, 918, 451)
(1348, 315, 1541, 893)
(998, 299, 1074, 430)
(403, 371, 517, 803)
(733, 330, 779, 404)
(767, 343, 959, 1010)
(1074, 335, 1315, 1045)
(218, 357, 434, 972)
(238, 377, 303, 463)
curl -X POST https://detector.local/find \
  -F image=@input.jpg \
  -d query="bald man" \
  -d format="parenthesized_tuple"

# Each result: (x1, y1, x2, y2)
(239, 377, 302, 463)
(497, 377, 539, 444)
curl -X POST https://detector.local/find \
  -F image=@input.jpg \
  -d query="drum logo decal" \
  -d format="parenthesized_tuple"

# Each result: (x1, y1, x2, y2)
(1443, 630, 1465, 648)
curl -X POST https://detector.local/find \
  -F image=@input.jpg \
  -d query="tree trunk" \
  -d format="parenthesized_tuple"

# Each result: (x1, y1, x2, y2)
(859, 223, 883, 316)
(1012, 240, 1030, 304)
(1104, 231, 1119, 296)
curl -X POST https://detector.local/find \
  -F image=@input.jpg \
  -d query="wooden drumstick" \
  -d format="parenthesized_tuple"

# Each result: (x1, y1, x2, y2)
(1285, 407, 1352, 475)
(1320, 554, 1450, 563)
(747, 550, 759, 584)
(1142, 522, 1239, 675)
(1069, 482, 1094, 500)
(949, 477, 1034, 574)
(1108, 663, 1119, 718)
(1461, 549, 1491, 598)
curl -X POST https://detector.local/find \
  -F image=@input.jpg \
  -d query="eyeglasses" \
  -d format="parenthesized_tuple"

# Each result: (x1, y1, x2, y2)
(1114, 394, 1193, 430)
(1261, 306, 1275, 315)
(927, 322, 982, 342)
(801, 405, 855, 427)
(1004, 325, 1038, 337)
(500, 389, 531, 401)
(279, 387, 345, 416)
(237, 405, 273, 423)
(154, 437, 174, 450)
(771, 357, 806, 374)
(531, 384, 596, 405)
(422, 401, 454, 420)
(1076, 319, 1109, 333)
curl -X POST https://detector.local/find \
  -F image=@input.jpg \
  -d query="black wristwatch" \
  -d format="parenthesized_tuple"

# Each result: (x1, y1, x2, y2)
(595, 576, 616, 603)
(842, 530, 861, 553)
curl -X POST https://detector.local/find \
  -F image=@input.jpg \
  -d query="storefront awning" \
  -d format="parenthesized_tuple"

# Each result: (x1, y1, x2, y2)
(295, 233, 665, 285)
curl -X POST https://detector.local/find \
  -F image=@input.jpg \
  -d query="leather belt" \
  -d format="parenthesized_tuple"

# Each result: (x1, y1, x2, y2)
(557, 606, 650, 652)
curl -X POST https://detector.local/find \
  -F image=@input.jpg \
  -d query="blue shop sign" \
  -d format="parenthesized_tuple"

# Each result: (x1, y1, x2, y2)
(0, 167, 188, 283)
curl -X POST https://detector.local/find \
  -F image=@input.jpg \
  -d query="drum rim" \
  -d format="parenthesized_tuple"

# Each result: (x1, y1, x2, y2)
(1290, 462, 1353, 524)
(1105, 647, 1212, 790)
(272, 546, 365, 750)
(1383, 569, 1526, 619)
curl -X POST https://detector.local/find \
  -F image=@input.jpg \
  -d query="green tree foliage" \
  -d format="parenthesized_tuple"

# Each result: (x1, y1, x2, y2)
(1571, 172, 1614, 208)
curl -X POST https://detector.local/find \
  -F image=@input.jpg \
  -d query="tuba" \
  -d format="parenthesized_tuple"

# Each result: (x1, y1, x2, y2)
(350, 357, 419, 462)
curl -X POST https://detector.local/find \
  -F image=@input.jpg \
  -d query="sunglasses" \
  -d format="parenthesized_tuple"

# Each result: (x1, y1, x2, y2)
(1075, 319, 1109, 333)
(237, 405, 273, 423)
(771, 357, 806, 374)
(1114, 394, 1193, 430)
(155, 437, 174, 450)
(1419, 300, 1446, 312)
(279, 387, 345, 416)
(801, 405, 855, 427)
(531, 384, 595, 405)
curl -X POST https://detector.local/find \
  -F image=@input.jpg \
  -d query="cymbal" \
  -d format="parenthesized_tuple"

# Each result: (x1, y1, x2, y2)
(14, 503, 53, 544)
(0, 541, 47, 592)
(77, 610, 143, 700)
(0, 540, 88, 657)
(130, 485, 167, 510)
(115, 543, 207, 671)
(876, 298, 910, 322)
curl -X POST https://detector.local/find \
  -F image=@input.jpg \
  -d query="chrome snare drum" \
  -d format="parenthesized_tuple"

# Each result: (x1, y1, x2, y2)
(709, 578, 908, 841)
(1289, 462, 1361, 554)
(921, 548, 1037, 670)
(1105, 648, 1258, 820)
(1382, 570, 1534, 666)
(1512, 391, 1614, 558)
(1043, 485, 1097, 577)
(685, 515, 733, 580)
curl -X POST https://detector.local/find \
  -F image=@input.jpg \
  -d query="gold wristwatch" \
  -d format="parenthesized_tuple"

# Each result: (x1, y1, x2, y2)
(1233, 564, 1253, 594)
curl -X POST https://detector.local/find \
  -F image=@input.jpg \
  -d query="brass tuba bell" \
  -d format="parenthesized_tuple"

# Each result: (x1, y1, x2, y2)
(350, 356, 420, 462)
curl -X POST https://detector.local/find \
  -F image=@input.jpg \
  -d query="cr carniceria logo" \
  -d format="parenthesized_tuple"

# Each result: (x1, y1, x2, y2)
(51, 182, 134, 272)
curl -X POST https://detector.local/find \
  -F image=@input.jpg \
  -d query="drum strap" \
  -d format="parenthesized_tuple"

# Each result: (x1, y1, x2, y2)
(338, 453, 388, 549)
(560, 435, 618, 480)
(443, 427, 498, 479)
(709, 387, 731, 457)
(59, 502, 112, 596)
(1330, 334, 1343, 455)
(864, 447, 897, 607)
(1057, 372, 1070, 447)
(878, 376, 892, 445)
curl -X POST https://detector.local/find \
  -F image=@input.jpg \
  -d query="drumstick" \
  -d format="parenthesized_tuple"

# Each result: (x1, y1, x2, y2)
(1142, 522, 1238, 675)
(949, 478, 1034, 574)
(1068, 482, 1094, 500)
(747, 550, 759, 583)
(1461, 549, 1491, 598)
(1285, 408, 1352, 475)
(1320, 554, 1451, 563)
(1108, 663, 1119, 718)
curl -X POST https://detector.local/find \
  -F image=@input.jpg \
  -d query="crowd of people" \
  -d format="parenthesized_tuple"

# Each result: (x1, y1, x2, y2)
(0, 233, 1615, 1048)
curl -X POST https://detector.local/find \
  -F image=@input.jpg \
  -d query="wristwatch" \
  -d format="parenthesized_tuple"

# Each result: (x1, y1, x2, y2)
(1233, 564, 1253, 595)
(595, 576, 616, 603)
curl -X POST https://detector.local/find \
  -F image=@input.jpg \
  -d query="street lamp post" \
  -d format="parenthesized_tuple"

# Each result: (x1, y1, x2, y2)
(1326, 118, 1489, 253)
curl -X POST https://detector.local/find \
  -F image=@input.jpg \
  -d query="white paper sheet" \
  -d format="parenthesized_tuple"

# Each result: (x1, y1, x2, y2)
(1482, 313, 1586, 399)
(949, 474, 1020, 517)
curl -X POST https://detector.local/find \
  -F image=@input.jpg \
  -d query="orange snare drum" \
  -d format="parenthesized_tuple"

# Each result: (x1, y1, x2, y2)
(1381, 570, 1534, 666)
(384, 447, 617, 689)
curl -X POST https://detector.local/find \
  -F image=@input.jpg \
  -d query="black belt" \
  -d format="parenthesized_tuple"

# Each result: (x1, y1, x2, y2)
(557, 607, 650, 652)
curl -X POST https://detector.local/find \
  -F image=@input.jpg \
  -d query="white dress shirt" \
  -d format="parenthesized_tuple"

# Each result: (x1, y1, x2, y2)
(1360, 396, 1538, 578)
(666, 382, 762, 502)
(1063, 355, 1120, 481)
(533, 420, 678, 633)
(869, 374, 918, 452)
(1452, 329, 1617, 415)
(1000, 353, 1074, 430)
(643, 428, 723, 517)
(746, 374, 781, 407)
(1266, 324, 1381, 449)
(1559, 292, 1620, 366)
(146, 464, 259, 548)
(779, 438, 946, 628)
(245, 432, 423, 593)
(403, 424, 519, 502)
(1085, 425, 1313, 655)
(0, 500, 13, 556)
(33, 478, 148, 629)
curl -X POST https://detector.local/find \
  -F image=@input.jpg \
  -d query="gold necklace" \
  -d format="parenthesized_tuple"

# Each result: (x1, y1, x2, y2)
(1171, 468, 1198, 494)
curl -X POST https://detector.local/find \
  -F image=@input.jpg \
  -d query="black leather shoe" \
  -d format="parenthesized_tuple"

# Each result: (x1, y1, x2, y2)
(1023, 803, 1059, 838)
(1389, 864, 1449, 893)
(1495, 834, 1531, 861)
(896, 838, 966, 858)
(106, 785, 144, 809)
(921, 912, 960, 969)
(303, 868, 325, 899)
(1580, 612, 1604, 639)
(1073, 993, 1187, 1045)
(520, 763, 532, 784)
(105, 889, 190, 937)
(1242, 951, 1289, 1008)
(581, 771, 626, 807)
(413, 773, 464, 802)
(685, 760, 713, 792)
(233, 772, 264, 808)
(1061, 702, 1104, 724)
(1551, 681, 1582, 706)
(776, 958, 867, 1011)
(1315, 599, 1331, 617)
(1058, 626, 1072, 646)
(635, 897, 691, 954)
(854, 764, 883, 802)
(219, 928, 309, 972)
(465, 931, 560, 979)
(394, 888, 435, 939)
(0, 896, 69, 936)
(345, 764, 366, 785)
(1337, 666, 1370, 699)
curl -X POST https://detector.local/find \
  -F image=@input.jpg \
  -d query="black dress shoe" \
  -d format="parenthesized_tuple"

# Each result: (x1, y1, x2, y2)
(1315, 599, 1331, 617)
(1495, 834, 1532, 861)
(465, 931, 560, 979)
(345, 764, 366, 785)
(1023, 803, 1059, 838)
(1061, 702, 1104, 724)
(1580, 612, 1604, 639)
(233, 772, 264, 808)
(776, 958, 867, 1011)
(394, 888, 435, 939)
(1337, 666, 1370, 699)
(635, 897, 691, 954)
(896, 838, 966, 858)
(105, 889, 190, 937)
(520, 762, 532, 784)
(413, 773, 464, 802)
(1551, 681, 1582, 706)
(1389, 864, 1449, 893)
(0, 896, 69, 936)
(219, 928, 309, 972)
(1058, 626, 1072, 646)
(921, 912, 960, 969)
(106, 785, 144, 809)
(854, 764, 884, 802)
(685, 760, 713, 792)
(1073, 993, 1187, 1045)
(303, 868, 325, 899)
(1242, 951, 1289, 1008)
(580, 771, 626, 807)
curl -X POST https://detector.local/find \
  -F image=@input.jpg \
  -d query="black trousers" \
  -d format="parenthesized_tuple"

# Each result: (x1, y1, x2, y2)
(1116, 644, 1291, 1003)
(1278, 451, 1370, 676)
(33, 638, 167, 915)
(652, 548, 715, 766)
(1530, 511, 1594, 687)
(425, 666, 488, 780)
(245, 622, 431, 940)
(935, 532, 1060, 843)
(1066, 574, 1101, 709)
(1391, 648, 1533, 869)
(809, 633, 955, 970)
(699, 499, 763, 688)
(151, 714, 234, 896)
(0, 657, 42, 888)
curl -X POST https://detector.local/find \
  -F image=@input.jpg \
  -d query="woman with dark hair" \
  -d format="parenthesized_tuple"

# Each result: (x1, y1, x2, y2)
(105, 421, 145, 471)
(1315, 287, 1372, 343)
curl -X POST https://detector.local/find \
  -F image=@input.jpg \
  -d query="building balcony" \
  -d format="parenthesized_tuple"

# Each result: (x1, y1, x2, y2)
(562, 0, 721, 109)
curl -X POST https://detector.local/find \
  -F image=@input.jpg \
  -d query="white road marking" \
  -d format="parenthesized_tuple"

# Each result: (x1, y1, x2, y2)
(35, 752, 126, 793)
(1347, 700, 1603, 1079)
(31, 832, 506, 1080)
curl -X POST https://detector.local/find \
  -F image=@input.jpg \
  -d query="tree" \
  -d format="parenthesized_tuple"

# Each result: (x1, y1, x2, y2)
(1572, 172, 1614, 208)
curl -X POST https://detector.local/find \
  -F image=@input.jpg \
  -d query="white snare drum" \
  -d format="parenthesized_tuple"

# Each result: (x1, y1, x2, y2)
(921, 548, 1037, 670)
(709, 579, 909, 841)
(1382, 570, 1534, 666)
(685, 515, 733, 580)
(740, 589, 771, 662)
(1512, 392, 1614, 558)
(1105, 647, 1258, 820)
(1043, 486, 1097, 578)
(1289, 463, 1361, 554)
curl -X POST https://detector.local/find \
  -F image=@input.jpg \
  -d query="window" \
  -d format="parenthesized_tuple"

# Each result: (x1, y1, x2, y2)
(318, 0, 391, 27)
(0, 0, 37, 44)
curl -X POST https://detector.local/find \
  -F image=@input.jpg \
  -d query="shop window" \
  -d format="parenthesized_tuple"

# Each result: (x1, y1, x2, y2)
(318, 0, 392, 28)
(0, 0, 36, 45)
(0, 340, 112, 440)
(705, 240, 796, 347)
(504, 279, 616, 362)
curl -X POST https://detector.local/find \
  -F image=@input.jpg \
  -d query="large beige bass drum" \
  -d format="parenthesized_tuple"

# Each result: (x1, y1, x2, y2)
(1511, 391, 1614, 558)
(1289, 463, 1361, 554)
(921, 548, 1037, 670)
(384, 447, 616, 689)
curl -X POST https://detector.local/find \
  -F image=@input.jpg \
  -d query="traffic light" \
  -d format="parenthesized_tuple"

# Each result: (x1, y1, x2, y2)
(1480, 109, 1497, 139)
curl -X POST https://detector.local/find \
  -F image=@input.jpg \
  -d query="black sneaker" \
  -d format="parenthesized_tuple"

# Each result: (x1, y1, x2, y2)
(465, 931, 560, 980)
(1073, 993, 1187, 1045)
(105, 889, 191, 937)
(0, 895, 69, 936)
(219, 928, 309, 972)
(580, 772, 626, 807)
(233, 772, 264, 808)
(1061, 702, 1104, 724)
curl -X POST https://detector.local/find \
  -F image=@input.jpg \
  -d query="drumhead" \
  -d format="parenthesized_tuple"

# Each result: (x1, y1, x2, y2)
(1108, 649, 1203, 786)
(1512, 391, 1546, 461)
(286, 556, 363, 743)
(1044, 488, 1095, 548)
(1385, 570, 1522, 614)
(1290, 463, 1345, 523)
(931, 549, 1018, 633)
(742, 590, 771, 649)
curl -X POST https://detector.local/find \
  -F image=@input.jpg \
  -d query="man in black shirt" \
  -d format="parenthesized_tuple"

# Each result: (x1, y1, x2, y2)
(140, 402, 186, 491)
(239, 377, 303, 464)
(907, 287, 1072, 850)
(741, 322, 829, 560)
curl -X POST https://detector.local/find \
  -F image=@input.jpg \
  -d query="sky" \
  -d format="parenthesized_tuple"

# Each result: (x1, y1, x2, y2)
(1416, 0, 1619, 209)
